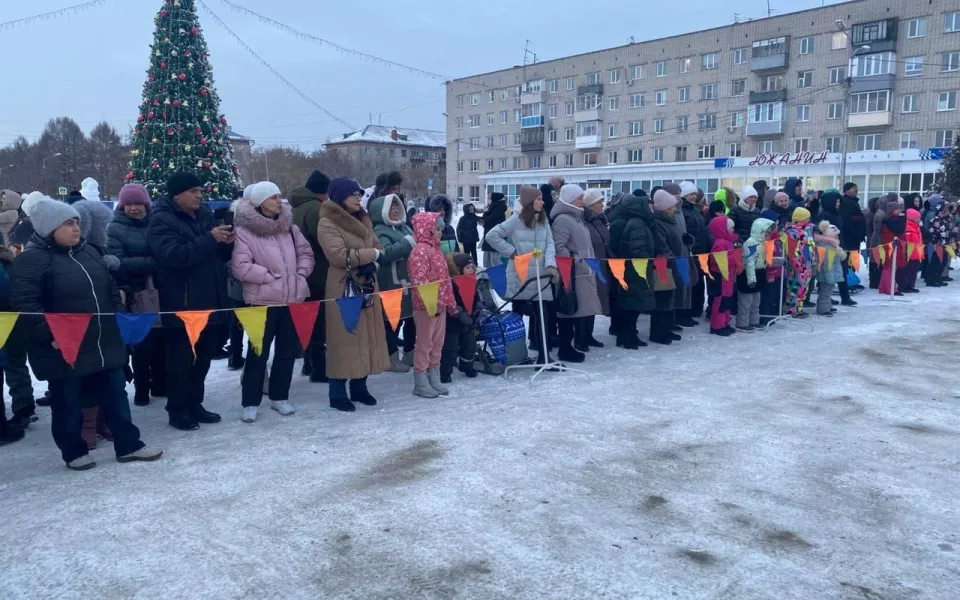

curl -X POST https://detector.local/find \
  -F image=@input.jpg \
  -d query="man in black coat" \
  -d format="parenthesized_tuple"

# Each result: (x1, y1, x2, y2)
(481, 192, 508, 268)
(679, 192, 709, 323)
(540, 176, 563, 223)
(838, 182, 866, 298)
(148, 172, 235, 431)
(456, 203, 480, 263)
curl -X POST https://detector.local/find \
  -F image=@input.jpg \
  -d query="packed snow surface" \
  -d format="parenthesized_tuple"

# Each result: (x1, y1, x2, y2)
(1, 288, 959, 599)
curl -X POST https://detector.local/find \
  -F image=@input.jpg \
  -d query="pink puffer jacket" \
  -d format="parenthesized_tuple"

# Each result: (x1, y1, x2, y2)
(231, 199, 315, 306)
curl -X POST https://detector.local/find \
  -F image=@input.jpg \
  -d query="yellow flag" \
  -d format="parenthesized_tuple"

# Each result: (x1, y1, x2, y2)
(234, 306, 268, 356)
(0, 312, 19, 350)
(630, 258, 649, 282)
(697, 253, 713, 280)
(714, 252, 729, 281)
(946, 245, 957, 260)
(878, 244, 887, 264)
(417, 281, 440, 316)
(827, 248, 836, 271)
(906, 242, 915, 262)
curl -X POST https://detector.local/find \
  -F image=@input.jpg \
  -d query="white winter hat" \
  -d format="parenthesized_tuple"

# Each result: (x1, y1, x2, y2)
(31, 197, 80, 238)
(249, 181, 282, 207)
(678, 181, 698, 198)
(559, 183, 584, 205)
(741, 185, 759, 200)
(582, 189, 605, 208)
(242, 184, 255, 200)
(20, 191, 46, 217)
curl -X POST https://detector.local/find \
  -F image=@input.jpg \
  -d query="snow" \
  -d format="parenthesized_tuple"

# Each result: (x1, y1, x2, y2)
(2, 285, 960, 599)
(326, 125, 445, 149)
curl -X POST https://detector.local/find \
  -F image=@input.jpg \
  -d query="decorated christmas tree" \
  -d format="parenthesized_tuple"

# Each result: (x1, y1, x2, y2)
(127, 0, 242, 200)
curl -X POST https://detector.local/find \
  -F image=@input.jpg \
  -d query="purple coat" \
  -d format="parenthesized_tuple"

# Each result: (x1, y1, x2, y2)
(231, 199, 315, 306)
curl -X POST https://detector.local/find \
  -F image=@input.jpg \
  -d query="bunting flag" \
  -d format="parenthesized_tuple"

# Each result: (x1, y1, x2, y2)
(878, 244, 887, 265)
(630, 258, 649, 282)
(906, 242, 916, 262)
(714, 251, 730, 281)
(336, 295, 365, 333)
(175, 310, 212, 357)
(926, 244, 935, 263)
(514, 252, 532, 284)
(827, 248, 836, 271)
(786, 236, 798, 258)
(817, 246, 827, 265)
(555, 256, 573, 292)
(453, 275, 477, 315)
(849, 249, 861, 272)
(288, 300, 321, 350)
(732, 248, 745, 275)
(45, 313, 92, 368)
(378, 289, 403, 331)
(234, 306, 268, 356)
(115, 313, 157, 346)
(764, 240, 775, 266)
(608, 259, 628, 290)
(653, 257, 669, 284)
(946, 245, 956, 260)
(871, 247, 882, 265)
(0, 313, 19, 351)
(918, 244, 925, 260)
(697, 253, 713, 280)
(486, 263, 507, 296)
(416, 282, 440, 317)
(674, 257, 690, 286)
(584, 258, 607, 285)
(935, 245, 944, 262)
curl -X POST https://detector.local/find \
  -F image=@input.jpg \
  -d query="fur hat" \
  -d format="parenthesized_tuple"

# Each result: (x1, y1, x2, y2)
(652, 189, 678, 212)
(678, 181, 698, 198)
(73, 199, 113, 248)
(792, 207, 811, 223)
(741, 185, 759, 200)
(305, 170, 330, 195)
(31, 197, 80, 238)
(117, 184, 152, 208)
(582, 189, 605, 208)
(386, 171, 403, 188)
(519, 186, 541, 208)
(490, 192, 505, 202)
(559, 183, 584, 205)
(328, 177, 364, 205)
(249, 181, 282, 207)
(167, 172, 203, 198)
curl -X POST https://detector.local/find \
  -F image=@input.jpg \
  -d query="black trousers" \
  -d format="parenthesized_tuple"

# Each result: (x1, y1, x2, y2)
(165, 324, 227, 416)
(618, 309, 641, 338)
(576, 315, 597, 344)
(132, 328, 166, 395)
(241, 307, 300, 407)
(228, 310, 245, 363)
(759, 277, 782, 317)
(925, 254, 944, 285)
(837, 257, 852, 302)
(3, 330, 35, 415)
(441, 316, 477, 376)
(649, 309, 674, 343)
(301, 294, 327, 376)
(869, 261, 882, 289)
(462, 242, 478, 264)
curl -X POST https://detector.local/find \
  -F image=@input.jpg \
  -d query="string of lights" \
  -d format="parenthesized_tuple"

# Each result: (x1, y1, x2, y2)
(0, 0, 113, 32)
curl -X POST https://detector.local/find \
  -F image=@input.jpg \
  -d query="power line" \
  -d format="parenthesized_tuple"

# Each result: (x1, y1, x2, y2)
(0, 0, 113, 31)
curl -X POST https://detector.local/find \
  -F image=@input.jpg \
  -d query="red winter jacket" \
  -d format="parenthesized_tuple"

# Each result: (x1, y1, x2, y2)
(407, 212, 456, 313)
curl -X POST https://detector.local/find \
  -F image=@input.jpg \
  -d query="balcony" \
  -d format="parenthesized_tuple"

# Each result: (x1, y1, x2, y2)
(575, 134, 601, 150)
(578, 84, 604, 96)
(746, 120, 783, 136)
(574, 107, 600, 122)
(520, 90, 544, 105)
(748, 89, 787, 104)
(520, 127, 545, 153)
(521, 115, 544, 129)
(851, 18, 898, 53)
(848, 111, 893, 128)
(751, 53, 789, 72)
(849, 73, 895, 94)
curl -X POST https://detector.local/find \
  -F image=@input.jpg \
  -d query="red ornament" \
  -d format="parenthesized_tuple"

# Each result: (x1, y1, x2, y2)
(203, 161, 211, 169)
(160, 62, 166, 69)
(207, 151, 213, 157)
(148, 74, 154, 82)
(178, 73, 186, 81)
(137, 115, 145, 123)
(200, 137, 207, 145)
(147, 111, 155, 119)
(167, 128, 174, 136)
(125, 172, 135, 180)
(151, 160, 160, 168)
(232, 166, 239, 174)
(191, 27, 199, 35)
(195, 128, 202, 136)
(184, 49, 191, 57)
(205, 185, 213, 193)
(200, 88, 208, 96)
(152, 99, 160, 106)
(213, 127, 220, 135)
(220, 116, 227, 126)
(160, 9, 168, 16)
(172, 100, 180, 107)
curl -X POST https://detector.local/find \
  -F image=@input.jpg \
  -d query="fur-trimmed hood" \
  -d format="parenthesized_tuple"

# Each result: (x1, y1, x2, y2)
(233, 197, 293, 237)
(368, 193, 406, 227)
(319, 197, 374, 239)
(425, 193, 453, 225)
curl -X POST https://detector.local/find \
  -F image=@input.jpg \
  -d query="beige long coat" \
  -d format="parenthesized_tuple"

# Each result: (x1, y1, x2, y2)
(317, 201, 390, 380)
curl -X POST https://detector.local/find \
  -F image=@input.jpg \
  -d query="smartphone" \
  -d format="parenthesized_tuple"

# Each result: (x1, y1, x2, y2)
(223, 211, 234, 230)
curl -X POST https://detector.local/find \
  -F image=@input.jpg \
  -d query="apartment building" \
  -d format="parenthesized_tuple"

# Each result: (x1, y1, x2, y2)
(326, 125, 446, 187)
(445, 0, 960, 204)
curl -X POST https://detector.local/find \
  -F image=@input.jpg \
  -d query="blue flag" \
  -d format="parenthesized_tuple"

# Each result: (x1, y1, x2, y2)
(115, 313, 157, 346)
(486, 263, 507, 296)
(584, 258, 607, 285)
(926, 244, 935, 263)
(336, 296, 365, 334)
(674, 257, 690, 286)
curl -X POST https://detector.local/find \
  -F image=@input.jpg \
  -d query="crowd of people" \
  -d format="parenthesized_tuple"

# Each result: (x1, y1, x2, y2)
(0, 170, 955, 471)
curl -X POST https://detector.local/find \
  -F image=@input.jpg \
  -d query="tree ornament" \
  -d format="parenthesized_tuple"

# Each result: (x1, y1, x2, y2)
(169, 161, 176, 169)
(152, 99, 160, 106)
(148, 74, 155, 82)
(126, 172, 135, 180)
(171, 49, 178, 57)
(207, 151, 213, 157)
(151, 188, 159, 195)
(213, 127, 220, 135)
(171, 73, 178, 80)
(195, 128, 202, 136)
(187, 62, 194, 69)
(220, 116, 227, 126)
(191, 27, 199, 34)
(203, 161, 212, 169)
(203, 115, 209, 122)
(152, 138, 159, 144)
(172, 99, 180, 107)
(178, 73, 186, 81)
(137, 115, 145, 123)
(131, 149, 140, 156)
(182, 100, 189, 107)
(160, 61, 166, 68)
(200, 88, 208, 96)
(147, 111, 155, 119)
(164, 98, 171, 105)
(184, 49, 191, 57)
(155, 50, 161, 56)
(196, 160, 203, 167)
(167, 128, 174, 136)
(151, 159, 160, 168)
(200, 137, 208, 145)
(160, 9, 168, 17)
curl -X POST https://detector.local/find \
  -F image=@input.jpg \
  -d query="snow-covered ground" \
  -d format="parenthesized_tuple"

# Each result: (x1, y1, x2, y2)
(2, 284, 959, 599)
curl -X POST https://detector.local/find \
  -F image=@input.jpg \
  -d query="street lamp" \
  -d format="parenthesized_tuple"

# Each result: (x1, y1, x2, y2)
(42, 152, 62, 168)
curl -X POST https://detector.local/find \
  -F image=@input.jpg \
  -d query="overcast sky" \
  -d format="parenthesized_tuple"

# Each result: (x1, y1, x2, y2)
(0, 0, 841, 150)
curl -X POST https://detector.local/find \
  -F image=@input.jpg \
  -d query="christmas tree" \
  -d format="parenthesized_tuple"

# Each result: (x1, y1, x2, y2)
(127, 0, 242, 200)
(935, 137, 960, 198)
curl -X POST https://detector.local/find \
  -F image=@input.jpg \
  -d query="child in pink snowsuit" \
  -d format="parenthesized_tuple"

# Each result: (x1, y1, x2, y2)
(707, 216, 738, 335)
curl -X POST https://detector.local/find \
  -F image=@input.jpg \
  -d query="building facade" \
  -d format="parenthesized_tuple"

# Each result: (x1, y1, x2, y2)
(445, 0, 960, 204)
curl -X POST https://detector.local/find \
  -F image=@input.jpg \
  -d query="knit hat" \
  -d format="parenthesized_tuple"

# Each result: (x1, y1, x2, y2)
(305, 170, 330, 195)
(559, 183, 584, 205)
(167, 172, 203, 198)
(678, 181, 697, 198)
(884, 197, 901, 213)
(663, 183, 682, 197)
(928, 193, 943, 206)
(242, 184, 255, 199)
(491, 192, 505, 202)
(249, 181, 282, 207)
(792, 207, 811, 223)
(652, 189, 678, 212)
(20, 191, 45, 217)
(632, 189, 646, 198)
(117, 184, 152, 208)
(741, 185, 759, 200)
(582, 189, 605, 208)
(328, 177, 364, 205)
(31, 197, 80, 238)
(453, 254, 474, 273)
(519, 186, 541, 208)
(775, 192, 790, 205)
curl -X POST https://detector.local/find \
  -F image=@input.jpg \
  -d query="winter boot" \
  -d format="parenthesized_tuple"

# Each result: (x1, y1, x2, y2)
(427, 368, 450, 396)
(413, 371, 439, 398)
(36, 391, 51, 407)
(270, 400, 296, 415)
(228, 355, 246, 371)
(80, 407, 98, 450)
(0, 412, 25, 446)
(401, 352, 415, 368)
(557, 320, 585, 363)
(711, 327, 734, 337)
(329, 380, 355, 412)
(458, 357, 478, 378)
(8, 406, 37, 430)
(349, 379, 377, 406)
(440, 371, 453, 385)
(389, 352, 412, 373)
(134, 387, 150, 407)
(117, 447, 163, 463)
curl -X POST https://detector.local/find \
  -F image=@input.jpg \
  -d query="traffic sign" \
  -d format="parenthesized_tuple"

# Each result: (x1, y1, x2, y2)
(58, 187, 68, 196)
(427, 179, 434, 190)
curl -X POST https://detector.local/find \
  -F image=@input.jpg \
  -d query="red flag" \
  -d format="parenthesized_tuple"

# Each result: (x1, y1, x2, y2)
(555, 256, 573, 291)
(935, 245, 944, 262)
(653, 257, 669, 283)
(45, 313, 92, 368)
(453, 274, 477, 315)
(288, 301, 321, 351)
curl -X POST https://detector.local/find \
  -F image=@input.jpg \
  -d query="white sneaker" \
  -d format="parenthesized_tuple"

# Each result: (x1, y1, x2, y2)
(270, 400, 295, 416)
(241, 406, 258, 423)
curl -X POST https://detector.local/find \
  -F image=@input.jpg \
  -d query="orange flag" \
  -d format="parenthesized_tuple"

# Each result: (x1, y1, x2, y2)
(608, 259, 628, 289)
(817, 246, 826, 265)
(175, 310, 212, 358)
(764, 240, 775, 267)
(849, 249, 861, 272)
(379, 288, 404, 331)
(697, 253, 713, 280)
(714, 252, 730, 281)
(514, 252, 532, 283)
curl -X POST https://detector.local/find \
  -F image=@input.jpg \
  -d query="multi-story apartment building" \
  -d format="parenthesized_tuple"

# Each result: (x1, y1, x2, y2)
(326, 125, 446, 195)
(445, 0, 960, 204)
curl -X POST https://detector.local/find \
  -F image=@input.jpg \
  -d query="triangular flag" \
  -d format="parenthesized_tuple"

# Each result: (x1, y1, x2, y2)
(378, 289, 403, 332)
(288, 301, 321, 351)
(906, 243, 916, 262)
(827, 248, 836, 271)
(674, 257, 690, 286)
(115, 313, 157, 346)
(453, 275, 477, 315)
(45, 313, 92, 368)
(817, 246, 827, 265)
(336, 295, 365, 334)
(416, 281, 440, 317)
(653, 257, 669, 283)
(514, 252, 532, 283)
(234, 306, 268, 356)
(946, 245, 956, 260)
(871, 247, 882, 265)
(486, 264, 507, 296)
(879, 244, 888, 265)
(786, 236, 798, 258)
(0, 313, 19, 350)
(764, 240, 775, 266)
(175, 310, 212, 357)
(630, 258, 649, 282)
(697, 253, 713, 280)
(608, 259, 628, 290)
(935, 245, 944, 262)
(849, 248, 861, 272)
(584, 258, 607, 284)
(732, 248, 744, 274)
(926, 244, 934, 263)
(555, 256, 573, 291)
(714, 252, 730, 281)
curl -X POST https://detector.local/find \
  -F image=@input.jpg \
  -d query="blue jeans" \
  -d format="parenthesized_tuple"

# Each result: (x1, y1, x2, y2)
(48, 368, 145, 463)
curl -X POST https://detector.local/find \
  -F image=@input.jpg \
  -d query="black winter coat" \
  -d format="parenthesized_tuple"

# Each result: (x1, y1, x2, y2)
(106, 208, 159, 296)
(818, 192, 843, 231)
(838, 194, 866, 251)
(481, 199, 508, 252)
(10, 236, 126, 381)
(729, 204, 760, 244)
(651, 212, 685, 311)
(539, 184, 556, 223)
(147, 195, 232, 326)
(681, 200, 710, 254)
(609, 196, 656, 312)
(456, 207, 481, 245)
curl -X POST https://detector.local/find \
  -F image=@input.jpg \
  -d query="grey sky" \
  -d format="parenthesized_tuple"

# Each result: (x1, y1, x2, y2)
(0, 0, 841, 150)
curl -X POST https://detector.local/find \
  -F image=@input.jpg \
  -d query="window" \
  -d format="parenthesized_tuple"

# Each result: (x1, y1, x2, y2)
(456, 161, 463, 173)
(852, 20, 890, 45)
(946, 11, 960, 33)
(758, 140, 776, 154)
(565, 101, 575, 116)
(498, 134, 507, 147)
(469, 186, 480, 203)
(565, 127, 574, 141)
(905, 56, 924, 77)
(529, 156, 541, 169)
(630, 65, 643, 81)
(939, 91, 957, 111)
(583, 152, 598, 166)
(512, 157, 522, 169)
(675, 146, 688, 161)
(734, 48, 747, 65)
(608, 123, 619, 138)
(456, 95, 464, 108)
(548, 104, 558, 119)
(653, 147, 664, 162)
(566, 77, 574, 91)
(486, 159, 494, 170)
(486, 136, 494, 148)
(629, 93, 645, 108)
(851, 90, 890, 113)
(487, 113, 495, 126)
(609, 96, 620, 111)
(827, 102, 843, 120)
(628, 149, 642, 163)
(797, 70, 813, 88)
(655, 89, 667, 105)
(800, 37, 815, 55)
(760, 75, 784, 92)
(549, 155, 558, 168)
(628, 121, 644, 136)
(564, 154, 574, 167)
(729, 142, 742, 157)
(700, 83, 718, 100)
(513, 133, 521, 146)
(793, 138, 810, 152)
(680, 57, 691, 73)
(748, 102, 783, 123)
(678, 87, 690, 103)
(900, 132, 919, 149)
(586, 72, 601, 85)
(548, 129, 557, 143)
(856, 134, 882, 151)
(549, 79, 559, 93)
(702, 53, 719, 70)
(829, 66, 847, 85)
(936, 130, 956, 147)
(499, 110, 507, 124)
(698, 113, 717, 130)
(608, 151, 619, 164)
(908, 17, 928, 38)
(796, 104, 811, 122)
(825, 136, 842, 153)
(697, 144, 716, 159)
(732, 79, 746, 96)
(500, 158, 507, 170)
(514, 109, 521, 122)
(851, 52, 894, 77)
(487, 91, 495, 103)
(469, 137, 480, 150)
(455, 116, 464, 129)
(943, 52, 960, 72)
(500, 89, 509, 101)
(576, 93, 602, 111)
(654, 118, 665, 133)
(677, 116, 688, 132)
(902, 94, 920, 113)
(752, 37, 787, 57)
(656, 61, 667, 77)
(470, 93, 479, 106)
(831, 32, 847, 50)
(730, 111, 745, 128)
(469, 160, 479, 172)
(576, 121, 599, 137)
(468, 115, 481, 127)
(521, 102, 541, 120)
(609, 69, 621, 84)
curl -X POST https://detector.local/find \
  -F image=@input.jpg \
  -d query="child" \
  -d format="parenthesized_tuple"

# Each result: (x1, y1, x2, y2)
(737, 218, 774, 331)
(902, 208, 922, 293)
(878, 198, 905, 296)
(707, 215, 737, 336)
(783, 207, 813, 318)
(814, 221, 847, 315)
(407, 211, 457, 398)
(440, 254, 479, 383)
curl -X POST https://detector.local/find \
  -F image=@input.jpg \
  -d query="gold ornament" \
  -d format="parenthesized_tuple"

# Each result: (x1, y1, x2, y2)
(152, 138, 159, 143)
(188, 62, 194, 69)
(203, 115, 209, 122)
(131, 149, 140, 156)
(151, 187, 159, 195)
(169, 161, 176, 169)
(155, 50, 161, 56)
(182, 101, 189, 107)
(184, 145, 192, 151)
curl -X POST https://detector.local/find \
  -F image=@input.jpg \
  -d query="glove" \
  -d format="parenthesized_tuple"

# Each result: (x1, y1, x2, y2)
(681, 233, 695, 246)
(102, 254, 121, 270)
(545, 266, 560, 284)
(456, 309, 474, 326)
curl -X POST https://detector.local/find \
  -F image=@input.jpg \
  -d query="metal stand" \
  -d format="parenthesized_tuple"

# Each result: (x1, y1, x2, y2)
(504, 257, 588, 383)
(883, 237, 910, 303)
(763, 241, 814, 331)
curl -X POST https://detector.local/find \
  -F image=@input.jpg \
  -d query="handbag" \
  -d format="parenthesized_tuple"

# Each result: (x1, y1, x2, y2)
(554, 257, 579, 316)
(343, 250, 375, 308)
(130, 275, 160, 313)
